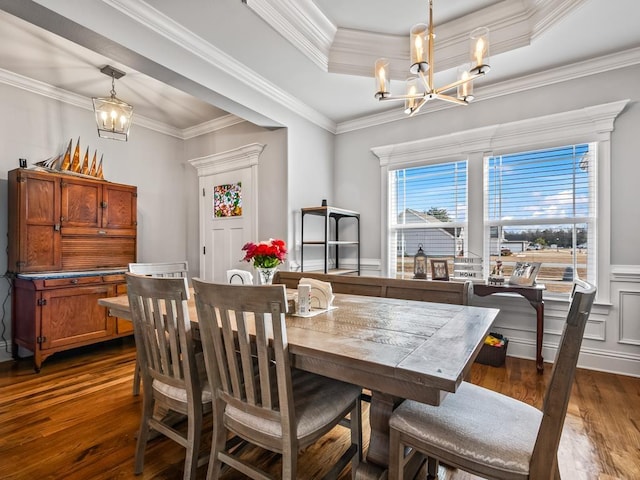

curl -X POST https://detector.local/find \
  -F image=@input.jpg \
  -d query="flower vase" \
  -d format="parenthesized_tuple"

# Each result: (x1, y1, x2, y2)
(256, 267, 277, 285)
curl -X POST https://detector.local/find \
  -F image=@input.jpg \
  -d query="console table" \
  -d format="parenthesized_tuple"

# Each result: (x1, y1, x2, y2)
(473, 283, 546, 372)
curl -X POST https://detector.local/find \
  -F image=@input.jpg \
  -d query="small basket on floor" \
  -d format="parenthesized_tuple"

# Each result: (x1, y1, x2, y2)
(475, 333, 508, 367)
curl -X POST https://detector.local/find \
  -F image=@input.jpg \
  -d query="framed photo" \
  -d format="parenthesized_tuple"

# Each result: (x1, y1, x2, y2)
(430, 259, 449, 281)
(508, 261, 541, 286)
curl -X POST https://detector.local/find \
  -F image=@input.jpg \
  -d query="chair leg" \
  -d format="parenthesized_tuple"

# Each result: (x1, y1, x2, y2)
(388, 428, 404, 480)
(183, 403, 203, 480)
(281, 449, 297, 480)
(132, 356, 141, 396)
(427, 457, 438, 480)
(351, 399, 363, 479)
(206, 405, 226, 480)
(134, 392, 154, 474)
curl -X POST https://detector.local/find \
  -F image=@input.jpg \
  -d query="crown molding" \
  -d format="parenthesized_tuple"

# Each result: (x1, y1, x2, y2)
(243, 0, 336, 71)
(248, 0, 586, 80)
(0, 67, 249, 140)
(371, 99, 628, 168)
(104, 0, 336, 133)
(182, 115, 247, 139)
(188, 143, 265, 176)
(337, 46, 640, 134)
(330, 0, 532, 79)
(0, 67, 186, 137)
(530, 0, 587, 41)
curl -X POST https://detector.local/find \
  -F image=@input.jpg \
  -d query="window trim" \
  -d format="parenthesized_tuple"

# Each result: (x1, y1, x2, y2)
(372, 99, 629, 303)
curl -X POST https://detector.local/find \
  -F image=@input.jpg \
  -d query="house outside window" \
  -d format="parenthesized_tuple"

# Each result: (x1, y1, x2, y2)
(390, 161, 467, 279)
(373, 100, 627, 302)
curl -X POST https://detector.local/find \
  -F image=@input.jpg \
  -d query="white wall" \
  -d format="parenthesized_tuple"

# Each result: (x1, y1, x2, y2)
(0, 81, 335, 366)
(184, 121, 288, 277)
(332, 65, 640, 377)
(0, 83, 186, 362)
(183, 116, 336, 276)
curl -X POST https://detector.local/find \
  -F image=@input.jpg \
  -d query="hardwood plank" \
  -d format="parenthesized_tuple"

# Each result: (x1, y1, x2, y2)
(0, 339, 638, 479)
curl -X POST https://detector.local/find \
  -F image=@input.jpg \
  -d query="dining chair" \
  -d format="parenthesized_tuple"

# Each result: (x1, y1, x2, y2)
(126, 273, 211, 480)
(226, 268, 254, 285)
(388, 279, 596, 480)
(192, 279, 363, 480)
(128, 261, 189, 395)
(129, 261, 189, 278)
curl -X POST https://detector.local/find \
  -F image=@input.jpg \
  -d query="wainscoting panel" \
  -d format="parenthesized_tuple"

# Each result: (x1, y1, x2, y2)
(619, 290, 640, 345)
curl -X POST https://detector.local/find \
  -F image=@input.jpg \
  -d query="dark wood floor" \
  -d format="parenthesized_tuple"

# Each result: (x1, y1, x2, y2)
(1, 337, 639, 479)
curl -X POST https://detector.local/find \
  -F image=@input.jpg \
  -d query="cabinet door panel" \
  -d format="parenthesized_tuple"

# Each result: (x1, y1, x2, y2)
(60, 178, 102, 228)
(102, 184, 137, 230)
(10, 170, 62, 272)
(40, 285, 114, 349)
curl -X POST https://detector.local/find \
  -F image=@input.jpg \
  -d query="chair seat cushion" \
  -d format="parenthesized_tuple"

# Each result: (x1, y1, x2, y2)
(153, 379, 213, 404)
(390, 382, 542, 476)
(225, 369, 361, 442)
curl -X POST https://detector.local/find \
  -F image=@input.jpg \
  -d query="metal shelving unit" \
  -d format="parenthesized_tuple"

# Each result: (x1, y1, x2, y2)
(300, 206, 360, 275)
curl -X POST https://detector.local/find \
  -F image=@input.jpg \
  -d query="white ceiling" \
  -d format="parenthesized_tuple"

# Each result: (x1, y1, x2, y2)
(0, 0, 639, 135)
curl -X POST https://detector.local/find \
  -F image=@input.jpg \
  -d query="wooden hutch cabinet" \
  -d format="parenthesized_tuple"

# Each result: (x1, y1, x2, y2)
(7, 167, 137, 371)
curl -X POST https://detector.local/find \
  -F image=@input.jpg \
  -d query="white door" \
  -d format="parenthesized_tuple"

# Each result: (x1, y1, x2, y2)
(189, 144, 264, 283)
(200, 168, 254, 282)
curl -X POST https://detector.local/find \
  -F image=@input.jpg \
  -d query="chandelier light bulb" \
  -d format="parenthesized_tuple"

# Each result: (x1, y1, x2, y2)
(373, 0, 490, 115)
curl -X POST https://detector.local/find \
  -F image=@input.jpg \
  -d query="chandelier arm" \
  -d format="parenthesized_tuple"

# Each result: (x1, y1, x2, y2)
(434, 72, 483, 95)
(409, 97, 428, 117)
(373, 1, 490, 115)
(418, 70, 433, 94)
(379, 93, 425, 103)
(436, 93, 469, 106)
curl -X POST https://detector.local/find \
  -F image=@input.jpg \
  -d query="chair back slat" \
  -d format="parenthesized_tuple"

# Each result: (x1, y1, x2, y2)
(127, 273, 198, 396)
(129, 261, 189, 278)
(235, 310, 257, 404)
(530, 279, 596, 478)
(193, 280, 291, 428)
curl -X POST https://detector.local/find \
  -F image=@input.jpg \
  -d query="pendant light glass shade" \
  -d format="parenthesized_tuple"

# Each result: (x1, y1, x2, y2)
(92, 65, 133, 142)
(373, 0, 490, 115)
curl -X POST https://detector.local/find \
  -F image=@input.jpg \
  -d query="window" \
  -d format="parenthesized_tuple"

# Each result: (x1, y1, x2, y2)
(486, 144, 596, 294)
(389, 160, 467, 279)
(373, 100, 626, 302)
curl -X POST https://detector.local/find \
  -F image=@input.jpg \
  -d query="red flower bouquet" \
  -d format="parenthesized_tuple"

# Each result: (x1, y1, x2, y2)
(241, 238, 287, 269)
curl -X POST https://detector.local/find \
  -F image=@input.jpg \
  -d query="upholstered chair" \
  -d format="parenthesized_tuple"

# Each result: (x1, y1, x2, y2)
(388, 279, 596, 480)
(192, 279, 363, 480)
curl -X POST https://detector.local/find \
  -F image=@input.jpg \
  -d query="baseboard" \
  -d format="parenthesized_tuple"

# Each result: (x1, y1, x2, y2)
(0, 340, 13, 364)
(505, 338, 640, 378)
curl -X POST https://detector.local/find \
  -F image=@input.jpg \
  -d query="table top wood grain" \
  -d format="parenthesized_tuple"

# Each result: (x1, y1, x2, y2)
(100, 290, 498, 405)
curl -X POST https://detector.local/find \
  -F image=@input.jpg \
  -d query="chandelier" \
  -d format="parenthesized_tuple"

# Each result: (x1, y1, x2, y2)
(92, 65, 134, 141)
(374, 0, 490, 116)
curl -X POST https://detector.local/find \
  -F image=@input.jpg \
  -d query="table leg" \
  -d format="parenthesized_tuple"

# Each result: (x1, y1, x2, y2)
(353, 392, 424, 480)
(529, 299, 544, 373)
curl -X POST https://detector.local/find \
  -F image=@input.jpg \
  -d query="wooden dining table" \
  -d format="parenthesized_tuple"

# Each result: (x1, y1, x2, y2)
(99, 289, 499, 479)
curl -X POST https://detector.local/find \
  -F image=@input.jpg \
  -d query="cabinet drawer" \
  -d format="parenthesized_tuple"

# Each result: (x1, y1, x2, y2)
(61, 227, 137, 237)
(103, 274, 126, 283)
(43, 276, 102, 287)
(117, 318, 134, 334)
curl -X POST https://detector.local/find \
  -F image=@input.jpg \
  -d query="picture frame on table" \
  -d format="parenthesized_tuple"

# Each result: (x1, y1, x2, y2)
(508, 261, 541, 286)
(430, 259, 449, 281)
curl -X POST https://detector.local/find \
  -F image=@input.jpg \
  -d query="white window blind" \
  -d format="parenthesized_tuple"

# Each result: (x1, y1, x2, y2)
(485, 143, 596, 294)
(389, 160, 467, 278)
